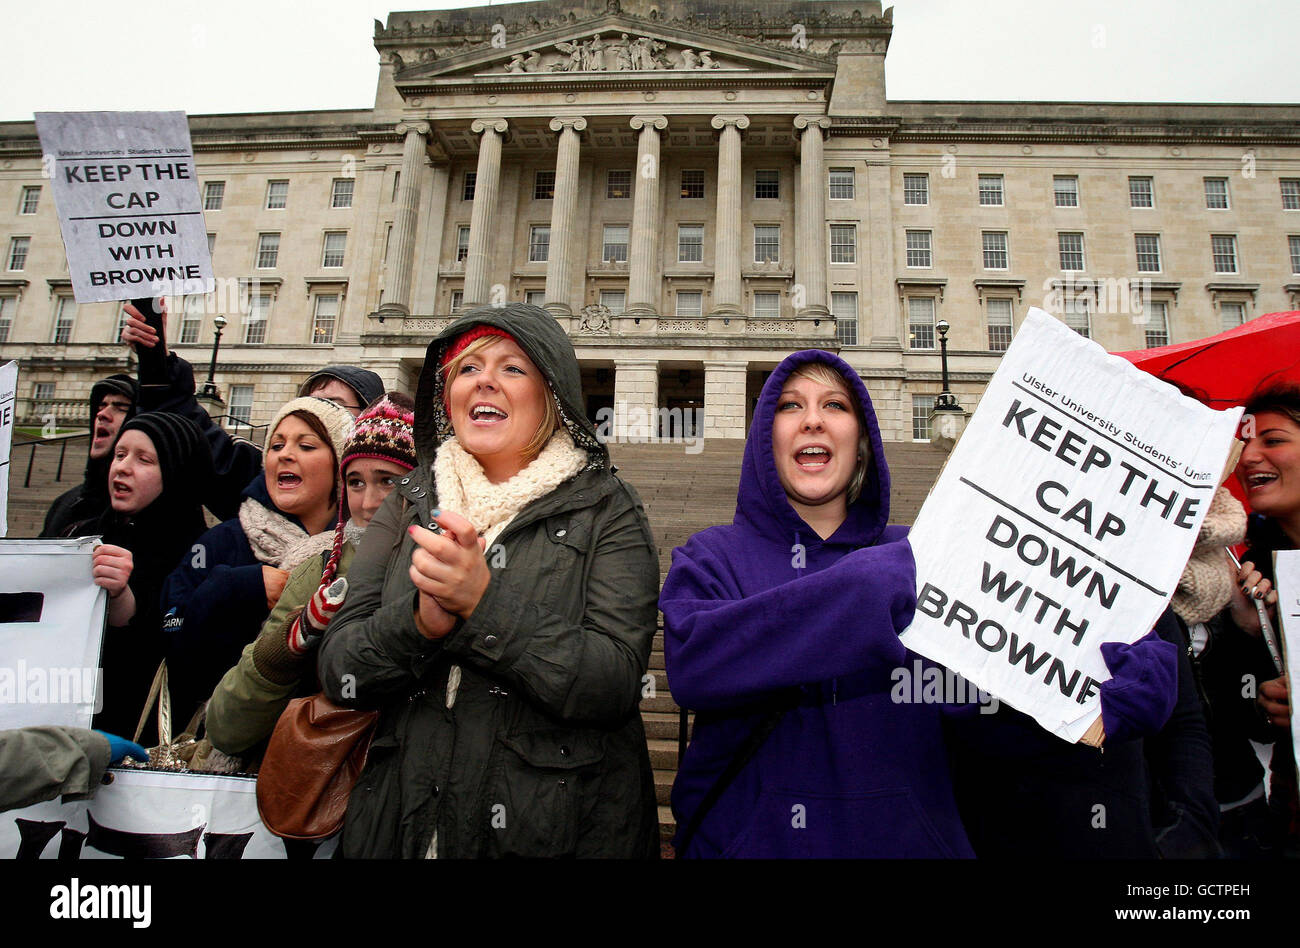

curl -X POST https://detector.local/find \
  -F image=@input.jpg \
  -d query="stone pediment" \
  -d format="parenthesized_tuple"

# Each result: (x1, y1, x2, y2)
(385, 15, 838, 84)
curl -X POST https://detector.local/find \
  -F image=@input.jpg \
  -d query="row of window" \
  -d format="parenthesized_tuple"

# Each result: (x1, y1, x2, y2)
(459, 167, 860, 204)
(2, 231, 346, 272)
(902, 172, 1300, 211)
(200, 178, 356, 212)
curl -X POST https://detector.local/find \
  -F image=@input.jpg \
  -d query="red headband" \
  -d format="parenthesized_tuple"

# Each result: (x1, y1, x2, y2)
(441, 325, 516, 368)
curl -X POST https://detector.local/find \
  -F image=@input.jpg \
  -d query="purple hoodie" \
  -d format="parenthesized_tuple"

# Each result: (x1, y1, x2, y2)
(661, 349, 974, 858)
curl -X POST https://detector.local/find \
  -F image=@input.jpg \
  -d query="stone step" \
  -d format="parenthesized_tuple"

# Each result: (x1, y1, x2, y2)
(641, 710, 691, 741)
(658, 805, 676, 842)
(640, 692, 680, 714)
(654, 769, 674, 806)
(647, 738, 680, 771)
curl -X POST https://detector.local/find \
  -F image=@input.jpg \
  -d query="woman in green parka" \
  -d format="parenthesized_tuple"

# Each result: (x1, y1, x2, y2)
(318, 304, 660, 858)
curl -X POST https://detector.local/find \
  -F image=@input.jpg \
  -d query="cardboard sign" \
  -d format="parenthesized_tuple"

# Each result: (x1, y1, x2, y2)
(901, 308, 1243, 742)
(33, 111, 213, 303)
(1, 768, 337, 860)
(0, 361, 15, 538)
(0, 539, 106, 731)
(1275, 550, 1300, 786)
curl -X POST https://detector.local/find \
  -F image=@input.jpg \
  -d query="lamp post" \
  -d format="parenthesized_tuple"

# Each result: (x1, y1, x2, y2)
(935, 318, 958, 409)
(202, 314, 227, 401)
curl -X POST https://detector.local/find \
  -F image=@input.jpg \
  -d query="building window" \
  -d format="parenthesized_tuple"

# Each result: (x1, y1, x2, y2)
(207, 233, 216, 255)
(680, 170, 705, 199)
(903, 173, 929, 205)
(321, 232, 347, 268)
(675, 291, 703, 317)
(1282, 179, 1300, 211)
(1058, 232, 1085, 271)
(1144, 300, 1170, 348)
(754, 170, 780, 199)
(1290, 235, 1300, 274)
(460, 171, 474, 201)
(456, 225, 470, 262)
(1053, 176, 1079, 207)
(1204, 177, 1230, 209)
(907, 296, 936, 349)
(256, 233, 280, 269)
(203, 181, 224, 211)
(978, 175, 1004, 206)
(52, 297, 75, 344)
(528, 225, 550, 262)
(1063, 297, 1091, 338)
(754, 225, 781, 263)
(1129, 176, 1154, 208)
(229, 385, 254, 424)
(832, 291, 858, 346)
(830, 224, 856, 264)
(905, 230, 932, 268)
(913, 395, 936, 441)
(678, 224, 704, 263)
(7, 236, 30, 271)
(243, 293, 271, 344)
(391, 171, 401, 202)
(524, 290, 545, 307)
(533, 170, 555, 200)
(1220, 301, 1245, 332)
(606, 169, 632, 199)
(451, 291, 464, 313)
(752, 292, 780, 319)
(1135, 234, 1162, 272)
(0, 295, 15, 343)
(179, 295, 204, 344)
(602, 224, 629, 263)
(312, 294, 338, 344)
(982, 231, 1009, 270)
(331, 178, 354, 208)
(19, 186, 40, 215)
(987, 298, 1013, 351)
(266, 180, 289, 209)
(1211, 234, 1238, 273)
(599, 289, 626, 315)
(828, 168, 854, 200)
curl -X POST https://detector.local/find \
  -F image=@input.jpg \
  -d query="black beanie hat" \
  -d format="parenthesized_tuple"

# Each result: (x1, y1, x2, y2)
(299, 364, 385, 409)
(89, 374, 138, 419)
(113, 412, 213, 500)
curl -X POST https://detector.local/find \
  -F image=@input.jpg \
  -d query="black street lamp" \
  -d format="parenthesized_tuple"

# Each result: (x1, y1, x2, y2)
(935, 318, 958, 409)
(202, 314, 227, 401)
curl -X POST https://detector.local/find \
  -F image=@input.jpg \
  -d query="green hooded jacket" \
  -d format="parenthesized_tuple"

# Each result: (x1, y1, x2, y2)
(318, 304, 660, 858)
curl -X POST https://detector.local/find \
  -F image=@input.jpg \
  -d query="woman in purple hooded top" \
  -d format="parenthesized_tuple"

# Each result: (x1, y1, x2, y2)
(661, 349, 974, 858)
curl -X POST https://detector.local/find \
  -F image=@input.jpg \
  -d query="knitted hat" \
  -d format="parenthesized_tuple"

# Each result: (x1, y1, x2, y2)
(266, 396, 355, 466)
(339, 392, 417, 473)
(440, 325, 517, 367)
(114, 412, 212, 497)
(90, 374, 137, 417)
(1172, 486, 1249, 624)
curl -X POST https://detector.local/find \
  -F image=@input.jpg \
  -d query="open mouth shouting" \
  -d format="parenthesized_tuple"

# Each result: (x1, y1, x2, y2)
(469, 402, 509, 425)
(110, 478, 132, 499)
(794, 444, 833, 471)
(1243, 470, 1279, 494)
(276, 470, 303, 491)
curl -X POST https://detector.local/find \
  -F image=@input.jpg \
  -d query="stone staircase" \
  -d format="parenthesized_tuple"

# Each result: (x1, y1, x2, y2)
(4, 433, 90, 538)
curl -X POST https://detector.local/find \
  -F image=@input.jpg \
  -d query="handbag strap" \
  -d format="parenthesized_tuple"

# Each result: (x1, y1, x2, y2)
(674, 689, 800, 856)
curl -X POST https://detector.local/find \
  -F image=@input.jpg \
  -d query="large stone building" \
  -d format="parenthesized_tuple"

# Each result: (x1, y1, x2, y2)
(2, 0, 1299, 442)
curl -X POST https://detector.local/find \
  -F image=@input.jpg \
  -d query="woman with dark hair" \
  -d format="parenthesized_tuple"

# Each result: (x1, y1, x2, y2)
(160, 396, 353, 726)
(319, 304, 660, 858)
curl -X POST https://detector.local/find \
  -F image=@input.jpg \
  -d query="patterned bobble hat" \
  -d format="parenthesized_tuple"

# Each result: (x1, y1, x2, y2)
(340, 391, 417, 473)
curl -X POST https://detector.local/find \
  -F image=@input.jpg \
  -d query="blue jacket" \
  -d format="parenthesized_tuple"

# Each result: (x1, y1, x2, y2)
(660, 349, 974, 858)
(159, 475, 313, 723)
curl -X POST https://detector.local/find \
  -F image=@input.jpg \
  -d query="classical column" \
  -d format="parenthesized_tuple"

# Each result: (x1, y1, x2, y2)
(703, 360, 748, 439)
(794, 115, 832, 318)
(709, 115, 749, 316)
(627, 115, 667, 316)
(464, 118, 508, 307)
(378, 121, 430, 316)
(544, 116, 587, 316)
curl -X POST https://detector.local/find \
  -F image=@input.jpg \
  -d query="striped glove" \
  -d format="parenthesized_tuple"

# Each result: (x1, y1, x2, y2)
(287, 576, 348, 655)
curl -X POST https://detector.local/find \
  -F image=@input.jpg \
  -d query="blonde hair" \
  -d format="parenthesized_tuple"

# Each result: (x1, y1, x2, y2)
(442, 335, 560, 460)
(787, 362, 872, 505)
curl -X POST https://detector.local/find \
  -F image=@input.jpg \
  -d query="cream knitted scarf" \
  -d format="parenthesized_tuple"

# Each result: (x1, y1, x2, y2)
(1172, 486, 1248, 624)
(238, 496, 339, 573)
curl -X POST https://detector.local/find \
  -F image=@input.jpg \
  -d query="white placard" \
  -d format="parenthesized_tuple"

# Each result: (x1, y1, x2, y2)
(0, 769, 337, 860)
(901, 308, 1244, 742)
(0, 538, 106, 730)
(0, 361, 15, 538)
(33, 111, 213, 303)
(1275, 550, 1300, 787)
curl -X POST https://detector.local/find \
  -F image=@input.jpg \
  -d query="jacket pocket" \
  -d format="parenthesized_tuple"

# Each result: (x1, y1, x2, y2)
(340, 734, 401, 858)
(484, 729, 606, 858)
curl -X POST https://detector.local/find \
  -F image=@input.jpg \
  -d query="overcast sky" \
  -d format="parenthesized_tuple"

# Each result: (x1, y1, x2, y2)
(2, 0, 1297, 120)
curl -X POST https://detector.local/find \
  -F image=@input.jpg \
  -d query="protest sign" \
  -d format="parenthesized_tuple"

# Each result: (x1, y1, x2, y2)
(0, 769, 337, 860)
(901, 307, 1243, 742)
(0, 361, 15, 538)
(1275, 550, 1300, 786)
(0, 538, 106, 731)
(33, 111, 213, 304)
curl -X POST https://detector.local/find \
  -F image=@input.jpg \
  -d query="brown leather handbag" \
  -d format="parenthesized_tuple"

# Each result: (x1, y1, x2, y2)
(255, 693, 379, 840)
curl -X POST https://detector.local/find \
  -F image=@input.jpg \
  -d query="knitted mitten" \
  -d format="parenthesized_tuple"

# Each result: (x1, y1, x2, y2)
(287, 577, 348, 655)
